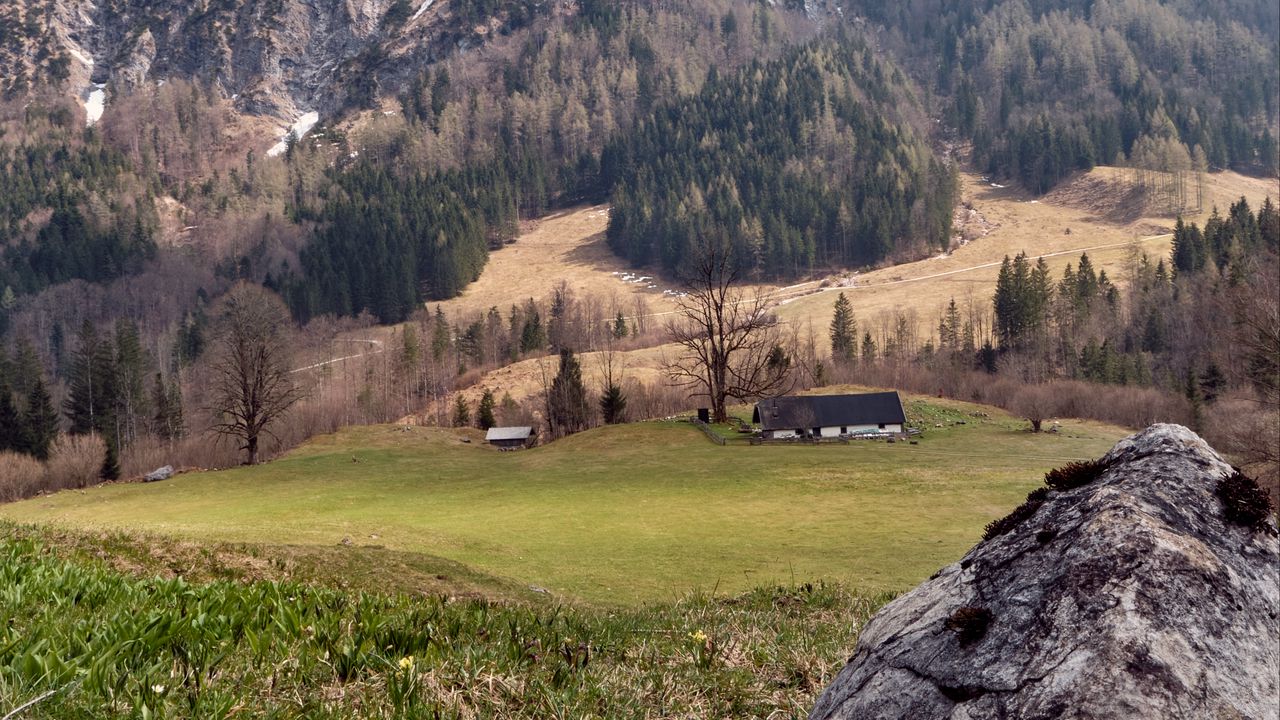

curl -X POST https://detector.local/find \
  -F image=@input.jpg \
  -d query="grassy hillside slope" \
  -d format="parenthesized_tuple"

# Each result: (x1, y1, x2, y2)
(0, 530, 884, 718)
(1, 394, 1126, 605)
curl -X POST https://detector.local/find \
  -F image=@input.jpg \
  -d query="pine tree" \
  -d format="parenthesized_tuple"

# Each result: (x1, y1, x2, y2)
(612, 311, 629, 339)
(829, 292, 856, 364)
(431, 307, 451, 362)
(993, 256, 1016, 348)
(64, 320, 118, 436)
(860, 332, 877, 364)
(548, 348, 589, 437)
(114, 318, 149, 447)
(0, 380, 20, 453)
(978, 341, 998, 373)
(166, 379, 185, 439)
(100, 437, 121, 481)
(10, 338, 41, 397)
(1185, 367, 1203, 432)
(452, 395, 471, 427)
(1170, 217, 1206, 275)
(599, 382, 627, 424)
(477, 388, 497, 430)
(1075, 253, 1098, 301)
(151, 373, 185, 440)
(521, 305, 546, 353)
(22, 375, 59, 461)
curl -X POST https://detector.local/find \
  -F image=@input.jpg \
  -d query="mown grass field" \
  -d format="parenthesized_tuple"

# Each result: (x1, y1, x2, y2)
(0, 395, 1127, 606)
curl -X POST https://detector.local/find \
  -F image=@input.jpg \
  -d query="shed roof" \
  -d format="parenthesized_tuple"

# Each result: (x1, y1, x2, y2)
(752, 392, 906, 431)
(485, 426, 533, 441)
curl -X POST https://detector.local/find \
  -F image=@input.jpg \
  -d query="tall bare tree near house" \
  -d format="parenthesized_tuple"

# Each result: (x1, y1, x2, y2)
(207, 284, 305, 465)
(665, 236, 791, 423)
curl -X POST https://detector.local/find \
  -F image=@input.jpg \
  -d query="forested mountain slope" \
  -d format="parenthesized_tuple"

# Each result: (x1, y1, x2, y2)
(0, 0, 1275, 471)
(864, 0, 1279, 189)
(603, 33, 955, 278)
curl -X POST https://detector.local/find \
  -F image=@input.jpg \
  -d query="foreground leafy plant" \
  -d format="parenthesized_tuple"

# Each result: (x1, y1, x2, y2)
(0, 531, 890, 719)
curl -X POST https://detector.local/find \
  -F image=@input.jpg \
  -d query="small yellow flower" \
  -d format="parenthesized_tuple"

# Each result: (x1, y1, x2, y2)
(398, 655, 415, 671)
(689, 630, 708, 644)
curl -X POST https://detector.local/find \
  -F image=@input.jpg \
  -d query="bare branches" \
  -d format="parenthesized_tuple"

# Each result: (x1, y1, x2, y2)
(205, 284, 305, 464)
(664, 239, 791, 423)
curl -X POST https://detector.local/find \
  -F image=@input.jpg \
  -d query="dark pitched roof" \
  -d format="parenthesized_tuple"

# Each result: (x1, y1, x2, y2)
(752, 392, 906, 431)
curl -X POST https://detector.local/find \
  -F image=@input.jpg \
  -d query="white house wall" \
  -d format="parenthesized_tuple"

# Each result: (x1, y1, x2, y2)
(765, 423, 902, 439)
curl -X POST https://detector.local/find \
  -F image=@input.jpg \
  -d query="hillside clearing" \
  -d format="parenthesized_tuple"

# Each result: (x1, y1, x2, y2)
(427, 204, 678, 321)
(1, 393, 1127, 605)
(454, 167, 1276, 405)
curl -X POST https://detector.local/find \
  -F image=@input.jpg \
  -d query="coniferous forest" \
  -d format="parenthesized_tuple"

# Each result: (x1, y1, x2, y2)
(603, 34, 957, 277)
(876, 0, 1280, 191)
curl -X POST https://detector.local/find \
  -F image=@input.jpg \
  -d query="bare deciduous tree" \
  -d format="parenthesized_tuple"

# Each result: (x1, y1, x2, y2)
(207, 284, 305, 464)
(665, 239, 791, 423)
(1011, 383, 1055, 432)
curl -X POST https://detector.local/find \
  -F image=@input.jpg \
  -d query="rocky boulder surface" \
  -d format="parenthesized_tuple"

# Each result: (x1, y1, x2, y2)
(811, 424, 1279, 720)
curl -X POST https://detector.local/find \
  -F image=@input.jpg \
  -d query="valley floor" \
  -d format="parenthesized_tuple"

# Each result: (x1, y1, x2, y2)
(1, 392, 1127, 606)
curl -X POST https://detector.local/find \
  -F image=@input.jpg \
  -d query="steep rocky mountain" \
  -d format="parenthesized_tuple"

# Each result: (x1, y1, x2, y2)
(2, 0, 547, 125)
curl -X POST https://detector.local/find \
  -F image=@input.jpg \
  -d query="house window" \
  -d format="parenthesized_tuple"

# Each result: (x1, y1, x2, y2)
(878, 423, 886, 429)
(840, 426, 847, 434)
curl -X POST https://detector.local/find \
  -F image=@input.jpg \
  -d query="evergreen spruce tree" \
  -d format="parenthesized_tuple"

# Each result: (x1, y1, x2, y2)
(599, 382, 627, 424)
(100, 436, 121, 481)
(829, 292, 856, 364)
(477, 388, 497, 430)
(548, 348, 589, 437)
(977, 341, 998, 373)
(114, 318, 149, 446)
(613, 312, 629, 339)
(452, 395, 471, 427)
(22, 375, 59, 460)
(993, 256, 1016, 348)
(166, 379, 185, 439)
(521, 305, 546, 354)
(0, 380, 20, 453)
(64, 320, 118, 436)
(1185, 367, 1204, 432)
(431, 307, 451, 362)
(151, 373, 185, 440)
(10, 338, 41, 397)
(860, 332, 877, 364)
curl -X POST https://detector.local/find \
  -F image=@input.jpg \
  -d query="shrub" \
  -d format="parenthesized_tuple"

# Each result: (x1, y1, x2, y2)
(46, 434, 107, 491)
(945, 606, 993, 647)
(1044, 458, 1108, 491)
(1010, 384, 1054, 432)
(983, 487, 1050, 540)
(1216, 471, 1277, 536)
(0, 452, 46, 502)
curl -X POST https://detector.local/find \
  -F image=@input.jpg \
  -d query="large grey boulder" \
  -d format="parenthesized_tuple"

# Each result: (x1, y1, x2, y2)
(811, 424, 1279, 720)
(144, 465, 174, 482)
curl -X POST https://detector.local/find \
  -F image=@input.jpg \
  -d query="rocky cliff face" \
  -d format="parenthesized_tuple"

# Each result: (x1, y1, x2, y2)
(811, 424, 1279, 720)
(4, 0, 547, 121)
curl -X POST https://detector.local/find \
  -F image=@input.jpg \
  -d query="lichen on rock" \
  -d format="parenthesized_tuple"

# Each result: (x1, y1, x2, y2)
(810, 424, 1279, 720)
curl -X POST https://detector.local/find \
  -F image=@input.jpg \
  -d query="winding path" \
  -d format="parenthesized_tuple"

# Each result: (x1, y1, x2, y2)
(290, 339, 384, 374)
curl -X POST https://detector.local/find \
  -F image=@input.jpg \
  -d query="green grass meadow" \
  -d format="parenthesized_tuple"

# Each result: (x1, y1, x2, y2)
(0, 396, 1127, 605)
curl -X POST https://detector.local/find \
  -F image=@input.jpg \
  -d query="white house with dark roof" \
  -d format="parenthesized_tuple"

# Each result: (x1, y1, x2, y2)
(752, 391, 906, 439)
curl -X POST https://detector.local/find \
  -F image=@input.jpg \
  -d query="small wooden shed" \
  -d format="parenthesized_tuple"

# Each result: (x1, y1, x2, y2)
(485, 426, 535, 449)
